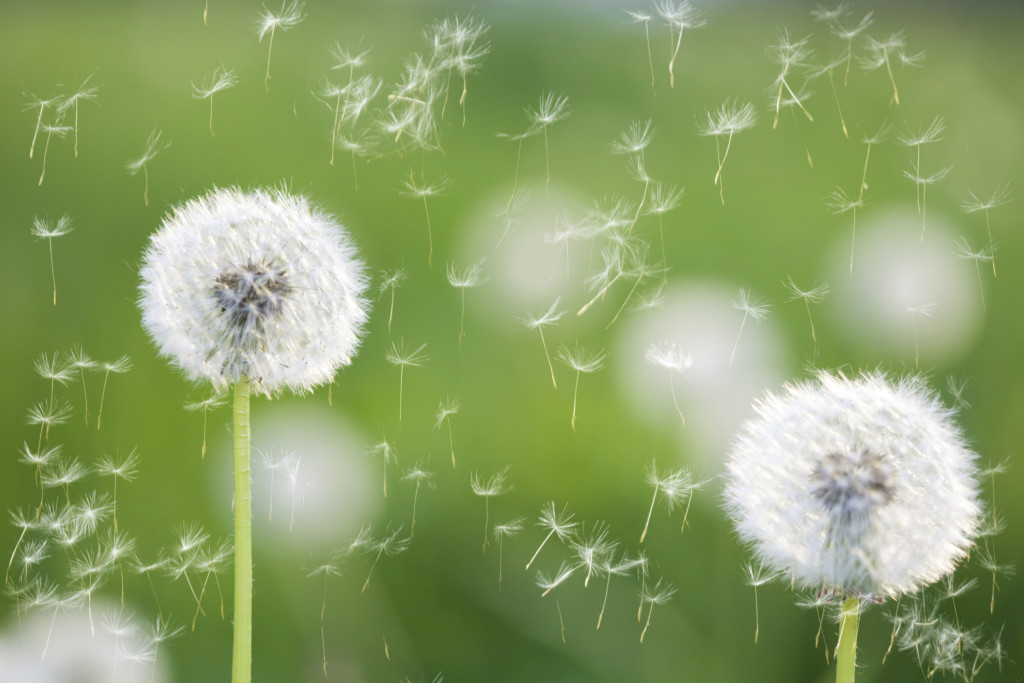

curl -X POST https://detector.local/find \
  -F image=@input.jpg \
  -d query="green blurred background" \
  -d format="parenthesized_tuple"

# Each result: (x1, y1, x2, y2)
(1, 1, 1022, 681)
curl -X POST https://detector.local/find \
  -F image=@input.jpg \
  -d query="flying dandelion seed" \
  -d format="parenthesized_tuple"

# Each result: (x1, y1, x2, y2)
(401, 174, 450, 268)
(826, 187, 863, 277)
(595, 553, 643, 629)
(625, 10, 657, 95)
(526, 502, 578, 570)
(385, 340, 427, 425)
(783, 276, 830, 343)
(832, 10, 873, 86)
(24, 91, 63, 159)
(306, 559, 342, 677)
(644, 343, 692, 425)
(527, 91, 570, 192)
(654, 0, 706, 89)
(378, 266, 407, 333)
(446, 260, 485, 349)
(430, 15, 490, 126)
(184, 390, 226, 458)
(37, 117, 71, 187)
(256, 0, 305, 92)
(769, 30, 815, 129)
(862, 30, 922, 106)
(898, 116, 945, 213)
(95, 355, 132, 431)
(729, 288, 770, 365)
(746, 561, 783, 644)
(519, 298, 565, 389)
(645, 183, 684, 279)
(570, 522, 617, 588)
(64, 345, 96, 427)
(492, 518, 524, 590)
(961, 183, 1010, 278)
(31, 215, 73, 306)
(858, 120, 892, 202)
(471, 467, 511, 554)
(697, 100, 756, 205)
(903, 161, 951, 244)
(360, 525, 410, 594)
(402, 459, 436, 537)
(639, 578, 676, 643)
(952, 236, 994, 312)
(126, 130, 171, 206)
(192, 66, 237, 137)
(536, 560, 576, 598)
(905, 301, 937, 370)
(434, 397, 460, 468)
(57, 74, 99, 158)
(556, 343, 607, 431)
(367, 440, 396, 499)
(816, 54, 850, 138)
(95, 448, 140, 534)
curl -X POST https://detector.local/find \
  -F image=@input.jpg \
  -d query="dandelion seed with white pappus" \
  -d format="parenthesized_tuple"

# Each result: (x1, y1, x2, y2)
(402, 459, 436, 537)
(576, 243, 630, 318)
(783, 276, 830, 343)
(493, 517, 523, 590)
(809, 3, 849, 25)
(433, 397, 461, 468)
(555, 343, 607, 432)
(64, 345, 96, 426)
(447, 259, 485, 348)
(729, 288, 770, 365)
(360, 525, 410, 594)
(95, 448, 139, 534)
(367, 441, 397, 499)
(93, 355, 131, 430)
(537, 560, 576, 597)
(645, 342, 692, 425)
(596, 553, 642, 629)
(6, 509, 39, 585)
(639, 577, 675, 642)
(861, 30, 917, 105)
(527, 91, 569, 192)
(639, 462, 694, 542)
(185, 390, 226, 458)
(430, 15, 490, 126)
(386, 340, 427, 425)
(27, 399, 72, 453)
(520, 298, 565, 389)
(570, 521, 617, 588)
(824, 187, 863, 277)
(139, 186, 368, 683)
(32, 216, 72, 307)
(697, 100, 756, 205)
(831, 11, 873, 86)
(471, 467, 511, 554)
(192, 66, 237, 137)
(857, 120, 891, 202)
(769, 30, 814, 129)
(378, 266, 407, 334)
(402, 173, 450, 267)
(625, 9, 657, 94)
(24, 91, 63, 159)
(256, 0, 304, 92)
(903, 161, 951, 244)
(962, 182, 1010, 277)
(898, 115, 945, 214)
(57, 74, 99, 158)
(953, 236, 994, 311)
(816, 54, 850, 138)
(724, 371, 982, 683)
(655, 0, 706, 89)
(42, 455, 87, 505)
(40, 589, 85, 661)
(975, 543, 1014, 615)
(526, 502, 578, 570)
(645, 182, 684, 278)
(126, 130, 171, 206)
(745, 561, 782, 644)
(37, 116, 70, 186)
(34, 350, 73, 412)
(305, 558, 343, 677)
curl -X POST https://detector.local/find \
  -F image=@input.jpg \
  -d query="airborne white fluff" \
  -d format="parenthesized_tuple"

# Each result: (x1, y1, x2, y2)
(723, 371, 980, 599)
(139, 187, 369, 395)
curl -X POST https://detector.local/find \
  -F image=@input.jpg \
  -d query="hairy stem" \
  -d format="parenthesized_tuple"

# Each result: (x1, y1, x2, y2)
(232, 378, 253, 683)
(836, 596, 860, 683)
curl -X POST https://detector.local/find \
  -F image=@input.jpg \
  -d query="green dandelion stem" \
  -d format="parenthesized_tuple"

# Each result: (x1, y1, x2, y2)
(836, 596, 860, 683)
(232, 377, 253, 683)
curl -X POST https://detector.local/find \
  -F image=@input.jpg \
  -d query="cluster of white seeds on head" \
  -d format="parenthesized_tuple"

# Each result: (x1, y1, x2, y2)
(724, 371, 981, 599)
(139, 186, 369, 395)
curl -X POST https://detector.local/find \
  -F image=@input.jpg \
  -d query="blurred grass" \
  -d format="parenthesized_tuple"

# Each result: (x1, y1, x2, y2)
(1, 1, 1022, 681)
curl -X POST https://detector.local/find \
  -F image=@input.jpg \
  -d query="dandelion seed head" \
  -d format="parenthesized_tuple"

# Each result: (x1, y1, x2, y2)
(139, 186, 369, 394)
(724, 371, 982, 598)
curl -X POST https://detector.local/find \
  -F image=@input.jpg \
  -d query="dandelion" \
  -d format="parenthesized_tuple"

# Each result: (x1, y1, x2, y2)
(256, 0, 305, 92)
(378, 266, 407, 333)
(96, 355, 132, 430)
(898, 116, 945, 214)
(146, 617, 184, 683)
(446, 260, 485, 348)
(783, 276, 830, 343)
(192, 66, 237, 137)
(27, 399, 72, 452)
(31, 215, 73, 306)
(746, 561, 783, 644)
(102, 528, 137, 607)
(131, 554, 170, 620)
(639, 578, 676, 642)
(555, 343, 608, 431)
(367, 441, 397, 499)
(816, 54, 850, 138)
(697, 100, 756, 205)
(975, 543, 1014, 616)
(385, 340, 427, 425)
(655, 0, 706, 89)
(906, 302, 937, 370)
(857, 120, 892, 202)
(305, 559, 343, 676)
(862, 30, 920, 106)
(576, 243, 630, 317)
(430, 15, 490, 126)
(527, 91, 570, 191)
(402, 460, 436, 537)
(434, 397, 461, 468)
(625, 10, 657, 94)
(55, 74, 99, 158)
(360, 525, 410, 594)
(526, 502, 578, 570)
(95, 448, 140, 534)
(184, 390, 226, 458)
(809, 3, 849, 25)
(644, 342, 692, 425)
(724, 371, 982, 682)
(139, 187, 368, 683)
(6, 509, 38, 584)
(953, 236, 994, 312)
(33, 350, 74, 415)
(825, 188, 863, 277)
(41, 590, 85, 661)
(945, 375, 970, 411)
(638, 462, 695, 542)
(62, 345, 96, 426)
(471, 467, 511, 554)
(536, 561, 576, 597)
(729, 288, 770, 365)
(645, 183, 684, 278)
(401, 173, 450, 267)
(37, 117, 71, 187)
(74, 491, 114, 535)
(961, 183, 1010, 277)
(519, 298, 565, 389)
(570, 522, 617, 588)
(24, 91, 63, 159)
(832, 11, 873, 86)
(126, 130, 171, 206)
(769, 30, 814, 129)
(903, 161, 951, 244)
(492, 518, 523, 589)
(595, 553, 642, 629)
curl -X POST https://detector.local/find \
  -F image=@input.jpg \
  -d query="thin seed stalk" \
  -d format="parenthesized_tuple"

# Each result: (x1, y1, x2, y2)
(836, 596, 860, 683)
(232, 378, 253, 683)
(538, 327, 557, 389)
(984, 209, 997, 277)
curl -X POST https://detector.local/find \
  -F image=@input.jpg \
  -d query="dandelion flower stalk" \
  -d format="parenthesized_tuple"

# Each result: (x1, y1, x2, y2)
(836, 597, 861, 683)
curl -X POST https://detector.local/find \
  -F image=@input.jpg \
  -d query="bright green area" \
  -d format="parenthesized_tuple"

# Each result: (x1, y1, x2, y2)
(1, 1, 1021, 682)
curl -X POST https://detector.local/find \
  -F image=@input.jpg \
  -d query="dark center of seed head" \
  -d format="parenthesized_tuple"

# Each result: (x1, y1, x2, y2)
(810, 448, 895, 519)
(214, 261, 290, 339)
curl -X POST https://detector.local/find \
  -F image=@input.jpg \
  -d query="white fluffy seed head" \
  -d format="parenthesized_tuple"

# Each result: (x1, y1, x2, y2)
(139, 186, 369, 395)
(723, 370, 981, 599)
